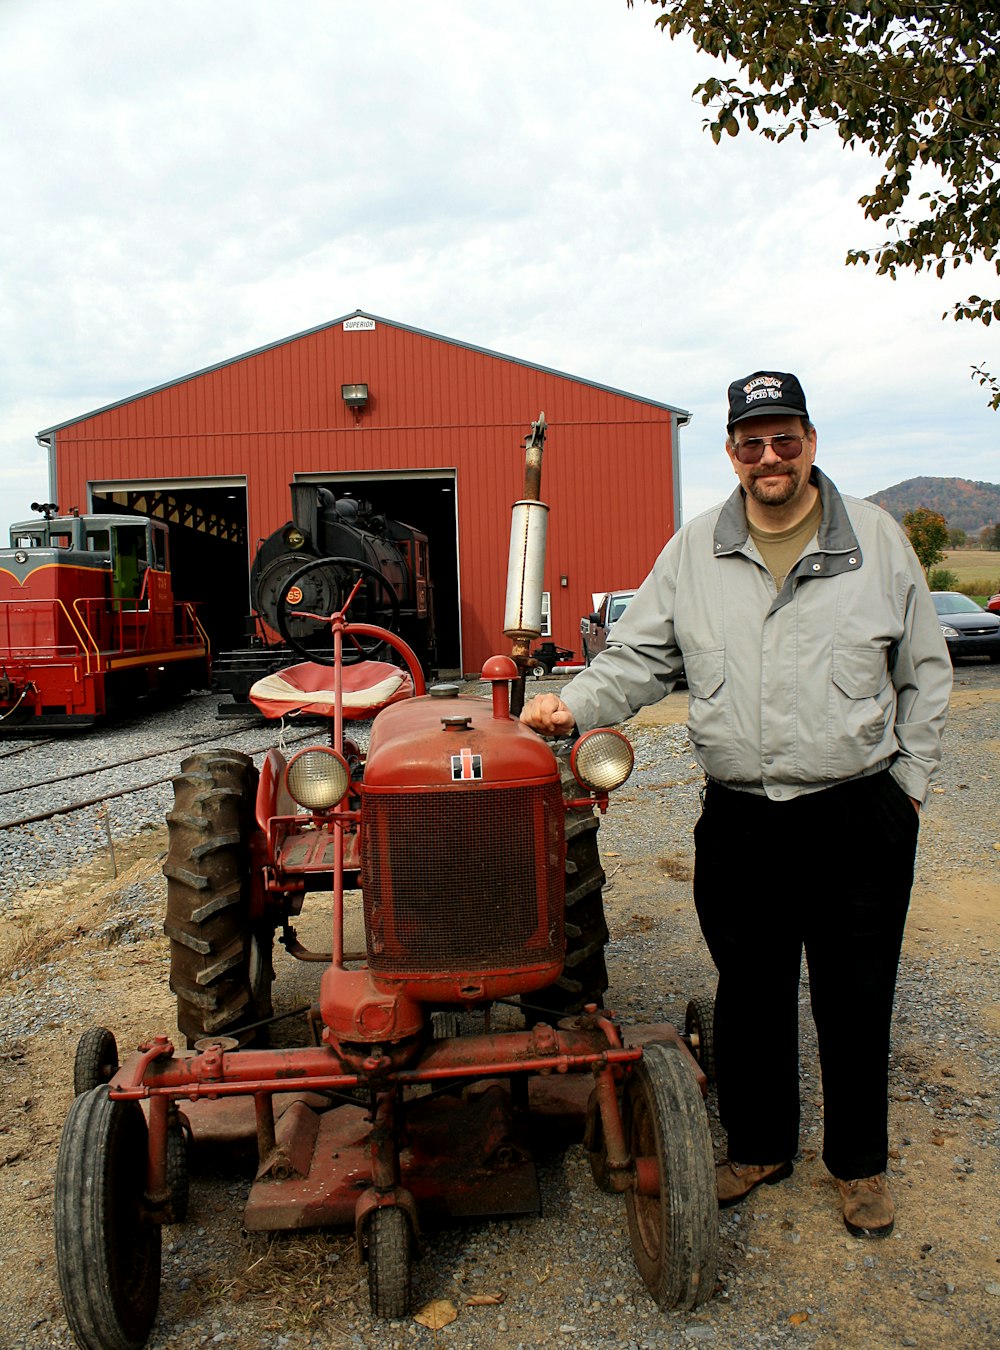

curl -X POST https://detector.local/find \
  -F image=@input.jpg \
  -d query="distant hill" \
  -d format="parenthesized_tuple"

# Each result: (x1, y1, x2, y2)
(865, 477, 1000, 534)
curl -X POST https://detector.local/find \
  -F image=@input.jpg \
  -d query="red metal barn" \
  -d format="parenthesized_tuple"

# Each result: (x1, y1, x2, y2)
(35, 312, 688, 676)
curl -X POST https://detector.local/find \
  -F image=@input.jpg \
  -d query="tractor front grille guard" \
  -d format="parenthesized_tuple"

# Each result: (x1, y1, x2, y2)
(360, 781, 564, 975)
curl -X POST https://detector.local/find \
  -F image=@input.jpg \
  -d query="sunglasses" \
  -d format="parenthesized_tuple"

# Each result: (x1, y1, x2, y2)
(732, 433, 806, 465)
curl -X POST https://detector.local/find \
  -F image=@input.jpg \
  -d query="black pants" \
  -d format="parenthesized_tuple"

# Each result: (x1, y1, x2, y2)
(692, 770, 919, 1180)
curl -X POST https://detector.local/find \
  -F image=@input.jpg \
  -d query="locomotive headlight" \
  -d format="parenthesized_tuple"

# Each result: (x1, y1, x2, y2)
(284, 527, 306, 550)
(286, 748, 351, 810)
(570, 729, 634, 793)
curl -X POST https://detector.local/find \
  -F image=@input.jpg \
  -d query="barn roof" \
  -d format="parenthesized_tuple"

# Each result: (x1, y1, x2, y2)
(36, 309, 690, 439)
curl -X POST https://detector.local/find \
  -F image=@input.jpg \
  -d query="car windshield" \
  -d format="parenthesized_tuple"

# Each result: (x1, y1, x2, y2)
(608, 593, 635, 623)
(932, 593, 984, 615)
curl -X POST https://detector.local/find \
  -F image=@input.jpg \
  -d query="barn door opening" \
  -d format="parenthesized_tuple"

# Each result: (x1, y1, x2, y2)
(296, 470, 460, 673)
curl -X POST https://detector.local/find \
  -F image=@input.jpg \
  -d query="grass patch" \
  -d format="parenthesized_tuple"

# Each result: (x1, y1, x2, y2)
(0, 909, 83, 982)
(209, 1232, 361, 1333)
(657, 854, 694, 881)
(0, 853, 164, 981)
(942, 550, 1000, 599)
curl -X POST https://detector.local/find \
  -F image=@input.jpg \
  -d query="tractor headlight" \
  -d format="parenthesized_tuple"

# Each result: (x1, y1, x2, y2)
(570, 729, 634, 792)
(286, 748, 351, 809)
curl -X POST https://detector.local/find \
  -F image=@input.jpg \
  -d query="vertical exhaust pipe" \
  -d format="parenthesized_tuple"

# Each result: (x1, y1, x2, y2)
(503, 412, 548, 714)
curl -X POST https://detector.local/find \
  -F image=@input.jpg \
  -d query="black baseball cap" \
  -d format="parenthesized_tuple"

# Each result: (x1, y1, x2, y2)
(727, 370, 809, 431)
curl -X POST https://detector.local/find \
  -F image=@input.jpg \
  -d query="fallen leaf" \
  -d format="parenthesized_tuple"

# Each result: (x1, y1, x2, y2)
(789, 1311, 810, 1326)
(535, 1261, 552, 1285)
(414, 1299, 458, 1329)
(465, 1293, 506, 1307)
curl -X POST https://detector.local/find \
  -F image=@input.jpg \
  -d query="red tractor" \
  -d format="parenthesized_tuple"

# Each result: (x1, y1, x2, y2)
(53, 417, 718, 1349)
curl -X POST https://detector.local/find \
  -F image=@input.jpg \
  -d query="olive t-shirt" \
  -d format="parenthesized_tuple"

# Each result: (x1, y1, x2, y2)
(747, 496, 823, 591)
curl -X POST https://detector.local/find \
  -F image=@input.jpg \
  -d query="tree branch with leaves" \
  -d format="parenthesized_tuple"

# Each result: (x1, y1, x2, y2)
(631, 1, 1000, 406)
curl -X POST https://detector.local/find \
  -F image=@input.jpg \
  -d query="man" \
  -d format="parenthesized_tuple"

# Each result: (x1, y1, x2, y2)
(521, 370, 952, 1237)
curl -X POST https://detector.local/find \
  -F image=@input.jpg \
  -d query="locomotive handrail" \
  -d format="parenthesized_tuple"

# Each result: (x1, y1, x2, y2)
(180, 602, 211, 656)
(69, 596, 209, 660)
(58, 598, 99, 674)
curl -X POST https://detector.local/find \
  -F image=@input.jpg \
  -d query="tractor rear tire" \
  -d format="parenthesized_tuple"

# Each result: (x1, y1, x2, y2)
(367, 1205, 412, 1320)
(163, 750, 273, 1048)
(55, 1085, 161, 1350)
(73, 1026, 119, 1096)
(623, 1042, 718, 1310)
(526, 757, 610, 1022)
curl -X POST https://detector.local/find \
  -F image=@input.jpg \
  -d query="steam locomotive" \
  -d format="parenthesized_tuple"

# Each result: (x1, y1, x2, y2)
(213, 483, 435, 709)
(0, 505, 209, 730)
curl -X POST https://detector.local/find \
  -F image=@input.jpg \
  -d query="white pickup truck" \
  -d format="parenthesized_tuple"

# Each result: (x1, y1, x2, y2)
(580, 589, 636, 666)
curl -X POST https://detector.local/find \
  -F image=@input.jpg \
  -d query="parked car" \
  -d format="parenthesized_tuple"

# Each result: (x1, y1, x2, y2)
(931, 591, 1000, 663)
(581, 589, 636, 665)
(987, 592, 1000, 615)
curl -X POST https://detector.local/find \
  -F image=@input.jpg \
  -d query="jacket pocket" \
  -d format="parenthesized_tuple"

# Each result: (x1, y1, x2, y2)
(831, 646, 891, 747)
(683, 648, 725, 700)
(683, 649, 730, 767)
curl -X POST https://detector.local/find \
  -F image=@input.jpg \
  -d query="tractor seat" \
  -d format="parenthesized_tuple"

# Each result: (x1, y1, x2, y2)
(249, 660, 414, 721)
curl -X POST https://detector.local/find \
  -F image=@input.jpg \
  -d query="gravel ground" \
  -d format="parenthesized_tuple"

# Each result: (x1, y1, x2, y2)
(0, 663, 997, 1349)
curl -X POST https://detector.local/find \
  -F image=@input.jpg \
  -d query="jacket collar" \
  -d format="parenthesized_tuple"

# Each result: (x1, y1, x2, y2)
(713, 467, 859, 557)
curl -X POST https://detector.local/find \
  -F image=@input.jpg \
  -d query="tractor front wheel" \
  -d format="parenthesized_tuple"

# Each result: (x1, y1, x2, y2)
(73, 1026, 119, 1096)
(164, 750, 273, 1047)
(367, 1205, 413, 1319)
(55, 1085, 162, 1350)
(684, 994, 717, 1084)
(624, 1042, 718, 1310)
(584, 1088, 614, 1193)
(164, 1114, 190, 1224)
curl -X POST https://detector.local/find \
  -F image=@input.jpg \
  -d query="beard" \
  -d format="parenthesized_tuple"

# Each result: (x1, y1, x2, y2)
(746, 464, 804, 507)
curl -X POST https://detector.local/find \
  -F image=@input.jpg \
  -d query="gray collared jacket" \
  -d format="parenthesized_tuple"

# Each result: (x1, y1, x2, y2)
(562, 468, 952, 803)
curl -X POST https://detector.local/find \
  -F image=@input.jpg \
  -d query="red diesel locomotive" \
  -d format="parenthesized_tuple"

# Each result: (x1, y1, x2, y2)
(0, 506, 209, 729)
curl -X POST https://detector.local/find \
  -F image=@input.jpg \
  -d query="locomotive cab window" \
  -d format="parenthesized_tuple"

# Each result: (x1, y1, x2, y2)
(151, 523, 169, 572)
(86, 529, 111, 554)
(49, 531, 73, 550)
(12, 532, 43, 548)
(111, 524, 150, 604)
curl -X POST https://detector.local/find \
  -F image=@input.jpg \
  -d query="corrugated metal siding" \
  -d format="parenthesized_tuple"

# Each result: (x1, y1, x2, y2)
(51, 318, 678, 673)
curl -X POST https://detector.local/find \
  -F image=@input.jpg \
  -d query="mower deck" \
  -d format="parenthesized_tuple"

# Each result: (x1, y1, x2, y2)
(170, 1023, 702, 1233)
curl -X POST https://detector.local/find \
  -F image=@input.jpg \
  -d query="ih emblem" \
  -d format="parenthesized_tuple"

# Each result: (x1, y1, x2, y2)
(451, 748, 482, 781)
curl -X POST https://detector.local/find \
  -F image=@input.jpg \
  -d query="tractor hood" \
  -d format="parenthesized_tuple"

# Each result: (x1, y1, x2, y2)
(363, 689, 558, 790)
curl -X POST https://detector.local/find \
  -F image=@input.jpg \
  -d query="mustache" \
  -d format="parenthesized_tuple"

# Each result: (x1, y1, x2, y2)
(750, 465, 794, 479)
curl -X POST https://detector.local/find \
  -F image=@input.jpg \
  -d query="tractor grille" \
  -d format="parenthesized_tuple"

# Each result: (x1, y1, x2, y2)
(361, 782, 564, 975)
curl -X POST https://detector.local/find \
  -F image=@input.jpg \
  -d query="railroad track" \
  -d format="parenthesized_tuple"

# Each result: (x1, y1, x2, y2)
(0, 723, 325, 832)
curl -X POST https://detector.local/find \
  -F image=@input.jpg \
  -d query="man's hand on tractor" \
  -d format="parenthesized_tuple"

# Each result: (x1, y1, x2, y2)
(520, 694, 576, 738)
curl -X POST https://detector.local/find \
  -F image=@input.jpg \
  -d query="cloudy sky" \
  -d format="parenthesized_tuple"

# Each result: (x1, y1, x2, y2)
(2, 0, 997, 540)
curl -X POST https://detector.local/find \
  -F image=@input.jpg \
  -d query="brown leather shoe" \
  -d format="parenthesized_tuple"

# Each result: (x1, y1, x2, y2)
(838, 1174, 895, 1237)
(716, 1158, 793, 1207)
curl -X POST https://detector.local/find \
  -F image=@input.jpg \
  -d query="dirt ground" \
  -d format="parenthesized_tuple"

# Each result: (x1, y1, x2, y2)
(0, 679, 997, 1348)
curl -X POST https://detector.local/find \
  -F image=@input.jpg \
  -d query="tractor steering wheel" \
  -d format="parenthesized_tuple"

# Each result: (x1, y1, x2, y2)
(276, 556, 402, 666)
